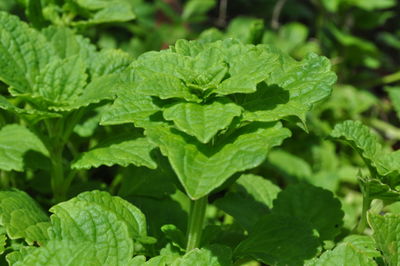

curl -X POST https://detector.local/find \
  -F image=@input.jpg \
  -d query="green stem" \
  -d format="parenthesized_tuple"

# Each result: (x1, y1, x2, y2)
(51, 148, 66, 202)
(354, 182, 371, 234)
(186, 196, 208, 252)
(0, 170, 9, 188)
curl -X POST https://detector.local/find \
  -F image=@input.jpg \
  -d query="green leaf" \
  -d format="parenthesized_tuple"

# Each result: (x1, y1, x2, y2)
(0, 233, 5, 255)
(48, 190, 148, 264)
(9, 240, 100, 266)
(163, 99, 242, 143)
(0, 124, 49, 172)
(214, 174, 281, 230)
(235, 214, 320, 265)
(145, 122, 290, 199)
(0, 11, 54, 94)
(83, 2, 135, 25)
(242, 53, 336, 125)
(42, 26, 96, 61)
(89, 49, 133, 78)
(100, 91, 161, 126)
(331, 120, 400, 187)
(0, 189, 50, 245)
(33, 55, 87, 109)
(305, 235, 378, 266)
(369, 213, 400, 266)
(271, 183, 344, 241)
(0, 95, 61, 123)
(172, 245, 232, 266)
(72, 136, 157, 170)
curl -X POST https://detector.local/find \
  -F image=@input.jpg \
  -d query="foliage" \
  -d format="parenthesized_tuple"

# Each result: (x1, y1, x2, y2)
(1, 0, 400, 265)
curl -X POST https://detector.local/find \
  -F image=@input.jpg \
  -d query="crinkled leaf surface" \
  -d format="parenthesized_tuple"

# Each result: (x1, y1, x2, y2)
(214, 174, 281, 230)
(369, 213, 400, 266)
(0, 189, 50, 245)
(163, 100, 242, 143)
(33, 55, 87, 107)
(241, 53, 336, 124)
(271, 183, 344, 240)
(235, 214, 320, 266)
(0, 124, 49, 171)
(0, 11, 54, 94)
(331, 120, 400, 188)
(145, 122, 290, 199)
(10, 240, 100, 266)
(72, 136, 157, 170)
(305, 235, 378, 266)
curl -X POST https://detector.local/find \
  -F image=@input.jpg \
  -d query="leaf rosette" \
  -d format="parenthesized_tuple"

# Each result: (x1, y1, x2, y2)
(103, 38, 336, 199)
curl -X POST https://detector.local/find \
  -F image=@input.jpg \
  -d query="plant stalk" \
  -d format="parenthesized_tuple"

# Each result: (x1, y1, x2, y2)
(186, 196, 208, 252)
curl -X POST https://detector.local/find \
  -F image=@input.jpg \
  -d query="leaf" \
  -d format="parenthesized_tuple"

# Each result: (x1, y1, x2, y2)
(145, 122, 291, 199)
(72, 136, 157, 170)
(42, 26, 96, 61)
(214, 174, 281, 230)
(89, 49, 133, 78)
(0, 189, 50, 245)
(271, 183, 344, 241)
(33, 55, 87, 109)
(172, 245, 232, 266)
(242, 52, 336, 125)
(305, 235, 378, 266)
(235, 214, 320, 265)
(0, 11, 54, 94)
(101, 90, 161, 127)
(9, 240, 100, 266)
(81, 2, 136, 25)
(163, 99, 242, 143)
(48, 190, 149, 264)
(331, 120, 400, 187)
(369, 213, 400, 266)
(0, 236, 5, 255)
(0, 124, 49, 172)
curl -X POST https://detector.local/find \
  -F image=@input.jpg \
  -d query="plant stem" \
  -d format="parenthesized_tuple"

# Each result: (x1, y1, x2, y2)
(186, 196, 208, 252)
(355, 195, 371, 234)
(51, 147, 66, 202)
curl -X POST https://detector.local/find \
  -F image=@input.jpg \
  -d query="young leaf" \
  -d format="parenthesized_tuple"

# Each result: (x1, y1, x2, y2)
(369, 213, 400, 266)
(172, 244, 232, 266)
(0, 189, 50, 245)
(271, 183, 344, 240)
(0, 11, 54, 94)
(0, 124, 49, 172)
(145, 122, 291, 199)
(163, 99, 242, 143)
(235, 214, 320, 265)
(72, 136, 157, 170)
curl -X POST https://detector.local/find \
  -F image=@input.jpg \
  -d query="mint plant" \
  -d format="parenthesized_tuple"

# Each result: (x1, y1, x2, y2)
(98, 38, 337, 253)
(0, 12, 154, 201)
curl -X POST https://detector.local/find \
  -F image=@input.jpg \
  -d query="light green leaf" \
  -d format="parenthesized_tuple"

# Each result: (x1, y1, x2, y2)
(271, 183, 344, 240)
(0, 11, 54, 94)
(172, 245, 232, 266)
(182, 0, 216, 21)
(89, 2, 135, 24)
(0, 231, 6, 255)
(267, 150, 312, 181)
(235, 214, 320, 265)
(100, 91, 160, 127)
(215, 174, 281, 230)
(0, 124, 49, 172)
(369, 213, 400, 266)
(42, 26, 96, 61)
(48, 190, 148, 264)
(10, 240, 100, 266)
(242, 53, 336, 124)
(33, 55, 87, 109)
(331, 120, 400, 187)
(89, 49, 133, 78)
(163, 100, 242, 143)
(0, 95, 61, 123)
(0, 189, 50, 245)
(72, 136, 157, 170)
(146, 122, 290, 199)
(305, 235, 378, 266)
